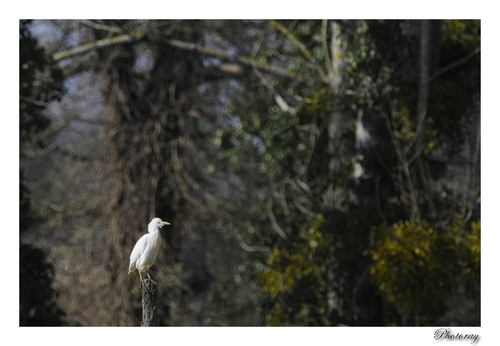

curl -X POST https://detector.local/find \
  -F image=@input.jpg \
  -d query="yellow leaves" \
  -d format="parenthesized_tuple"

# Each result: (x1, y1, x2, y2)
(442, 20, 480, 46)
(368, 216, 480, 317)
(369, 219, 434, 314)
(371, 220, 435, 268)
(467, 221, 481, 265)
(260, 214, 328, 324)
(303, 87, 332, 121)
(390, 106, 440, 155)
(262, 246, 309, 298)
(264, 302, 283, 326)
(269, 246, 280, 265)
(260, 268, 294, 299)
(392, 106, 414, 141)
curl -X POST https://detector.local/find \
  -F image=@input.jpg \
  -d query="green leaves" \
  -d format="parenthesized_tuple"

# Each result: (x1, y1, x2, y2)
(368, 217, 480, 320)
(260, 215, 332, 325)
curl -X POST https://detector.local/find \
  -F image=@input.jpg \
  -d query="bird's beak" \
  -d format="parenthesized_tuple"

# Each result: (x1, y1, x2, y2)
(162, 221, 171, 226)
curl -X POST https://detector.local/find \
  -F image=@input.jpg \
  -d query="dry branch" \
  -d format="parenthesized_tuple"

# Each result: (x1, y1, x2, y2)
(52, 31, 312, 83)
(52, 33, 144, 62)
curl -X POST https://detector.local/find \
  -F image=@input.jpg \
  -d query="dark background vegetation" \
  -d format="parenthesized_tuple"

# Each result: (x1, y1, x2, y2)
(20, 19, 480, 327)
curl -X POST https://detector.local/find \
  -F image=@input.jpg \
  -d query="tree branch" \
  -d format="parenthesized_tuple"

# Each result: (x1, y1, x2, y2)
(430, 46, 480, 82)
(269, 20, 328, 83)
(267, 195, 288, 240)
(78, 20, 123, 34)
(52, 32, 145, 62)
(52, 32, 314, 84)
(162, 38, 312, 83)
(416, 20, 436, 219)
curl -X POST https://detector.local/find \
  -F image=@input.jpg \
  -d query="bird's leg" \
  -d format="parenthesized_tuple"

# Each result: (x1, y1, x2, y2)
(146, 271, 157, 285)
(139, 271, 151, 293)
(139, 270, 144, 290)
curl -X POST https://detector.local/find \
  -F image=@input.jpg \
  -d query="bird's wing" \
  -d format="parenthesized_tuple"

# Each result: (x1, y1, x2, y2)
(128, 234, 149, 273)
(135, 233, 161, 272)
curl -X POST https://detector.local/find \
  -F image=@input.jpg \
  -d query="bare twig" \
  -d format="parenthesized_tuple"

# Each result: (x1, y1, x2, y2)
(163, 38, 311, 83)
(79, 20, 123, 34)
(250, 36, 298, 115)
(430, 46, 480, 82)
(269, 20, 328, 83)
(267, 195, 288, 240)
(322, 20, 334, 79)
(52, 33, 144, 62)
(383, 108, 420, 220)
(269, 20, 314, 60)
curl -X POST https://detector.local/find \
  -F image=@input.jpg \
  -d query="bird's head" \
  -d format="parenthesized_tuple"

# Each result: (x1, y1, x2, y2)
(148, 217, 171, 232)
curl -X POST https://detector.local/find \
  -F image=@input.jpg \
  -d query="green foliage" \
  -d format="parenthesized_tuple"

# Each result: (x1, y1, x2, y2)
(368, 217, 480, 324)
(435, 218, 481, 301)
(441, 20, 480, 55)
(214, 20, 480, 326)
(302, 86, 332, 123)
(22, 19, 479, 326)
(467, 221, 481, 267)
(428, 20, 480, 157)
(369, 220, 438, 316)
(260, 215, 333, 325)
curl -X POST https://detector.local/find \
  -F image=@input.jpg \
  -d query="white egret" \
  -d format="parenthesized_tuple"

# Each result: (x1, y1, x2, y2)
(128, 217, 171, 286)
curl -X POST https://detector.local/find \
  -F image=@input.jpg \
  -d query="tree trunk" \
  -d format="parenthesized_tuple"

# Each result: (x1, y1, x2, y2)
(141, 279, 159, 326)
(415, 20, 437, 219)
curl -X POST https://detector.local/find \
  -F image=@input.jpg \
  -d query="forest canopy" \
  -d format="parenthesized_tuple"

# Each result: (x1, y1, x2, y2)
(19, 19, 480, 327)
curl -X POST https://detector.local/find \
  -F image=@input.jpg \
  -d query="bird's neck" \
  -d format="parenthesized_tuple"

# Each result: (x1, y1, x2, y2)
(148, 227, 160, 234)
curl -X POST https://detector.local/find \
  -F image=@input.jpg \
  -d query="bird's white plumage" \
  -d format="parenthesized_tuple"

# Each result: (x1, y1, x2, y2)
(128, 217, 170, 283)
